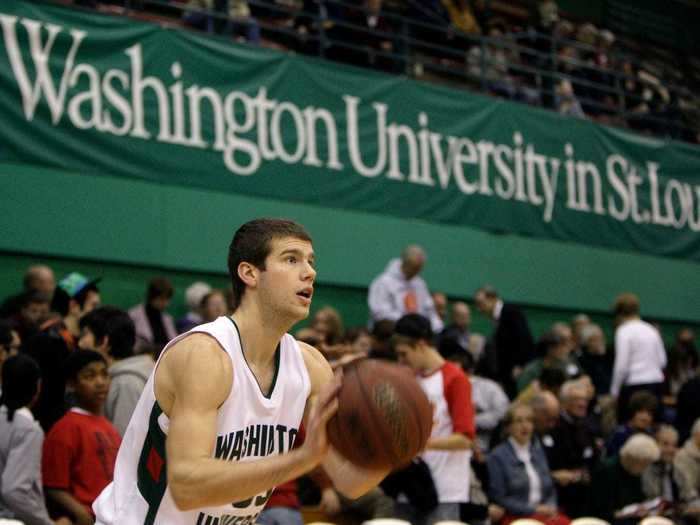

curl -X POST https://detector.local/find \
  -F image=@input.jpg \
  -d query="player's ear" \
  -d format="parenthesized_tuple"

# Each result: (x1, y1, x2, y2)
(237, 261, 258, 288)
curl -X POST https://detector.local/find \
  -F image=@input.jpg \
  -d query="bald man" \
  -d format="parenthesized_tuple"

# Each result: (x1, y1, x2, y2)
(24, 265, 56, 298)
(368, 245, 443, 332)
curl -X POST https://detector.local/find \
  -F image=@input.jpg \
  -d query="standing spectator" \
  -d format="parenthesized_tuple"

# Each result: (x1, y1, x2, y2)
(0, 354, 71, 525)
(368, 245, 443, 333)
(610, 293, 666, 422)
(176, 281, 212, 334)
(675, 419, 700, 500)
(666, 328, 698, 398)
(474, 285, 535, 397)
(643, 425, 700, 522)
(590, 434, 661, 525)
(129, 277, 177, 353)
(200, 289, 228, 324)
(546, 381, 599, 517)
(487, 402, 570, 525)
(78, 306, 153, 436)
(577, 323, 613, 396)
(12, 290, 51, 341)
(42, 350, 121, 525)
(393, 314, 475, 524)
(438, 301, 471, 354)
(0, 264, 55, 319)
(52, 272, 101, 339)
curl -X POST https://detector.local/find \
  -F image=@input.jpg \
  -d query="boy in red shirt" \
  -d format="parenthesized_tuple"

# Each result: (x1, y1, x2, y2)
(43, 350, 121, 525)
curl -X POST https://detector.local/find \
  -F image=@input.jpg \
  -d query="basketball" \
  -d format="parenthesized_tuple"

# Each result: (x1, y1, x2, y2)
(327, 358, 433, 470)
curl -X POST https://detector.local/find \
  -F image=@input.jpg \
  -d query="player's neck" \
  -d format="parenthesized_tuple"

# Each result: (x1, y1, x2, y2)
(231, 305, 289, 366)
(419, 348, 444, 374)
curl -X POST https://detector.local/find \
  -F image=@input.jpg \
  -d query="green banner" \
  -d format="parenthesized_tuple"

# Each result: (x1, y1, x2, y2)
(1, 1, 699, 260)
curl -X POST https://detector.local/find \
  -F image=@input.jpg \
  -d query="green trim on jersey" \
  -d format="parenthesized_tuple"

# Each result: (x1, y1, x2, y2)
(137, 402, 168, 525)
(227, 317, 281, 399)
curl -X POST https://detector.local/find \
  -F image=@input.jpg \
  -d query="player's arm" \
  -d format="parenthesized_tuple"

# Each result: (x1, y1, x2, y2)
(162, 334, 337, 511)
(299, 341, 390, 499)
(427, 366, 474, 451)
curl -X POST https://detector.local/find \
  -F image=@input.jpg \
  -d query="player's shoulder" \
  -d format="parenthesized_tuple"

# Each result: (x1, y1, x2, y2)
(442, 360, 470, 383)
(158, 333, 233, 386)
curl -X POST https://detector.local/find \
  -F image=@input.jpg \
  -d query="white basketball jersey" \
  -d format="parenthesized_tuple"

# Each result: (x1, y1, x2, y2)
(93, 317, 310, 525)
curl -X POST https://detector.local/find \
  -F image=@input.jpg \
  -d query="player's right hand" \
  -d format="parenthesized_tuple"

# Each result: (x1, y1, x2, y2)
(301, 370, 341, 466)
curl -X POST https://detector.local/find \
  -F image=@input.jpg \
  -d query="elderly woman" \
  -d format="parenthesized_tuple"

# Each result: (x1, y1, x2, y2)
(487, 402, 570, 525)
(591, 433, 661, 525)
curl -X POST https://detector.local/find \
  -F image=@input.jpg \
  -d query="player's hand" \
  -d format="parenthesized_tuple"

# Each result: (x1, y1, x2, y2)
(301, 371, 341, 466)
(535, 504, 557, 517)
(320, 487, 342, 516)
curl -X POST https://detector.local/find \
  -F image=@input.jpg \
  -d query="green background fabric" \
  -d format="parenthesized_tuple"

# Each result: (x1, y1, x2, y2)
(1, 0, 700, 261)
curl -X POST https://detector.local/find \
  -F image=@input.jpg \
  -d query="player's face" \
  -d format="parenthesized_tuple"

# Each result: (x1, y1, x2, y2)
(258, 237, 316, 321)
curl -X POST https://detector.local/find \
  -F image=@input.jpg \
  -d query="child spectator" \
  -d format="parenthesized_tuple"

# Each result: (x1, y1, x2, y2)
(43, 350, 121, 525)
(78, 306, 153, 436)
(0, 354, 71, 525)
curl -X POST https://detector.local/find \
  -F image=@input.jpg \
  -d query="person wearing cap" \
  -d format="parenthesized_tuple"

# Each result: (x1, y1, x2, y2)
(52, 272, 101, 338)
(392, 313, 475, 525)
(176, 281, 212, 334)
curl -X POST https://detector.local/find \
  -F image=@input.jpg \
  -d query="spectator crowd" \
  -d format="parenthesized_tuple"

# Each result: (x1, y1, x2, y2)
(75, 0, 700, 145)
(0, 253, 698, 525)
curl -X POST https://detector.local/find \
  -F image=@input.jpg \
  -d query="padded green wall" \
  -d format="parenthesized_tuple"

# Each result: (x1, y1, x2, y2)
(1, 161, 698, 340)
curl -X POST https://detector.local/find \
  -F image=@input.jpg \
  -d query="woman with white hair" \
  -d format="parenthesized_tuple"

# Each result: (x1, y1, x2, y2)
(590, 433, 660, 524)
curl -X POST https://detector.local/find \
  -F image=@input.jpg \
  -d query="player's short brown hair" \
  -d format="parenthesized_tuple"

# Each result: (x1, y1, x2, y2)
(227, 218, 312, 311)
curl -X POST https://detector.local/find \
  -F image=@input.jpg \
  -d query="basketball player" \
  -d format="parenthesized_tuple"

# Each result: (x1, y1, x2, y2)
(93, 219, 388, 525)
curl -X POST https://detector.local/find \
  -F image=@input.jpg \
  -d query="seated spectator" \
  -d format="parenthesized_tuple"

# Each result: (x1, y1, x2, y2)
(0, 320, 21, 396)
(517, 326, 580, 393)
(546, 380, 599, 517)
(0, 354, 71, 525)
(487, 402, 570, 525)
(43, 350, 121, 525)
(438, 301, 471, 354)
(677, 377, 700, 444)
(310, 306, 344, 346)
(606, 390, 658, 458)
(176, 281, 211, 334)
(442, 0, 481, 35)
(78, 306, 153, 436)
(368, 319, 396, 361)
(432, 292, 448, 326)
(675, 419, 700, 504)
(182, 0, 260, 44)
(200, 289, 228, 324)
(129, 277, 177, 353)
(590, 434, 661, 525)
(555, 80, 586, 118)
(577, 323, 613, 396)
(440, 340, 508, 454)
(643, 425, 700, 523)
(516, 365, 567, 406)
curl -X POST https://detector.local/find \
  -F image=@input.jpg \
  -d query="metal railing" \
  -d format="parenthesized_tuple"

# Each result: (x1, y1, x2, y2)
(92, 0, 700, 144)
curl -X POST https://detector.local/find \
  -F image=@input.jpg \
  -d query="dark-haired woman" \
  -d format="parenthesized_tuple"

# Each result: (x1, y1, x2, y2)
(0, 354, 71, 525)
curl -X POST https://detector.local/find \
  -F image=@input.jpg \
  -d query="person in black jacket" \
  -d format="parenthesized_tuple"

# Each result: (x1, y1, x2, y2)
(474, 285, 535, 398)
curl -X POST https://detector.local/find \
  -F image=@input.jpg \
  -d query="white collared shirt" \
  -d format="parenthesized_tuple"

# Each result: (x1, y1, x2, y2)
(493, 299, 504, 322)
(509, 437, 542, 506)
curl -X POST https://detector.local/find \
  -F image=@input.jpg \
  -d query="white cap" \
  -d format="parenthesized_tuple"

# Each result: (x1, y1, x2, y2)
(185, 281, 212, 310)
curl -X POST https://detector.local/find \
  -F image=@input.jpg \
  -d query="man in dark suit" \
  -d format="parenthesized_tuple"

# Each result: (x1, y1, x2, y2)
(474, 285, 535, 398)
